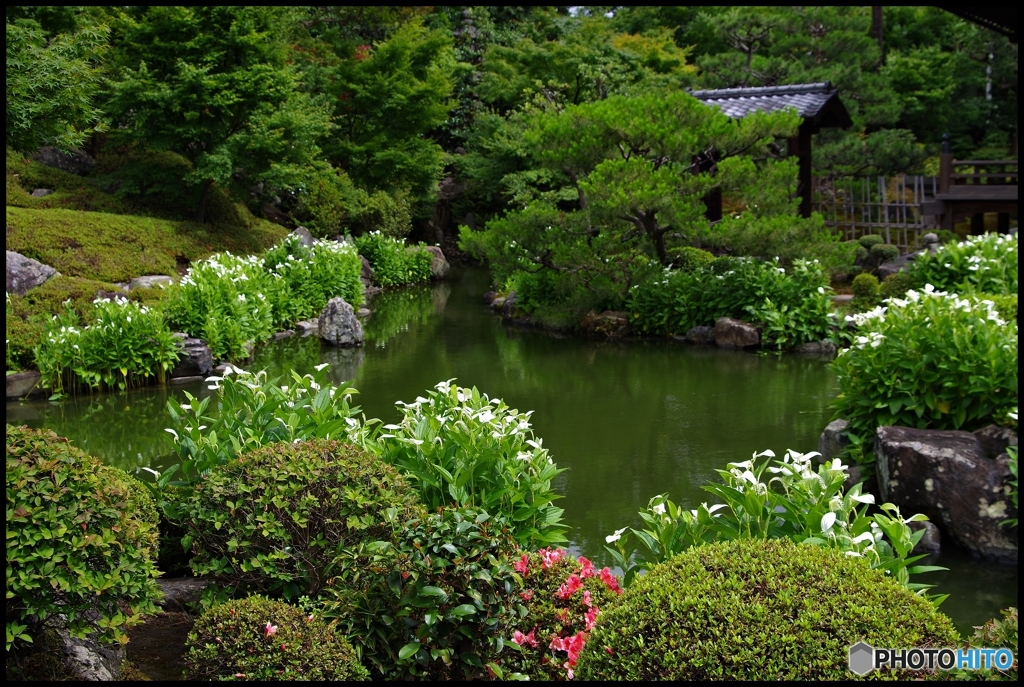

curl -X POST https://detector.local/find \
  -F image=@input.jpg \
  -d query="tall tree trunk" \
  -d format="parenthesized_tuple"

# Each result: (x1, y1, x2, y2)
(641, 212, 670, 267)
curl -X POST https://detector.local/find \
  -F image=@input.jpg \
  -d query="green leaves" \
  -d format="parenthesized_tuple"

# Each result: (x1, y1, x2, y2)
(354, 232, 433, 288)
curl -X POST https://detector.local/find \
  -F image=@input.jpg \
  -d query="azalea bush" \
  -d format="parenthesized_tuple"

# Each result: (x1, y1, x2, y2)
(34, 295, 180, 393)
(627, 257, 834, 348)
(605, 448, 945, 601)
(504, 548, 622, 681)
(377, 380, 568, 548)
(909, 232, 1017, 295)
(354, 231, 433, 288)
(832, 285, 1018, 464)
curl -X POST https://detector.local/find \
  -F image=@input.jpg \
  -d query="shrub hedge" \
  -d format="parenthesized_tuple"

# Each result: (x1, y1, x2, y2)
(575, 538, 960, 680)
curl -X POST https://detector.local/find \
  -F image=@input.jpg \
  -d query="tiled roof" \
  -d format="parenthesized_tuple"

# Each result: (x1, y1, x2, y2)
(688, 82, 838, 121)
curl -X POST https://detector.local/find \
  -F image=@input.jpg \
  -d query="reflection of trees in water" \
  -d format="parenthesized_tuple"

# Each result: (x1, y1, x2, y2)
(363, 285, 439, 348)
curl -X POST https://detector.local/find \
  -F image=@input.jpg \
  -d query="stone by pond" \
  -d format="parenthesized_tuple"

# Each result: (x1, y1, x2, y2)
(6, 267, 1017, 636)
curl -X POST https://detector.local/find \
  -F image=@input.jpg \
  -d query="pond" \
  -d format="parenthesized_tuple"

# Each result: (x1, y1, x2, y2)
(7, 266, 1016, 636)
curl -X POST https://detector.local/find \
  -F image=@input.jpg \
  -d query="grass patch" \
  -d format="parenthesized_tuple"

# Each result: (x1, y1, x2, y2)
(6, 206, 288, 283)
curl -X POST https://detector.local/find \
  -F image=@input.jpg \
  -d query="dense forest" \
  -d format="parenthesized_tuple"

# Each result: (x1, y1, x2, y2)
(6, 6, 1018, 320)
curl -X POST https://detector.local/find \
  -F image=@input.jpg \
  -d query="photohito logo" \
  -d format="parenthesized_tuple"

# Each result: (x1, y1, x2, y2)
(848, 641, 1015, 675)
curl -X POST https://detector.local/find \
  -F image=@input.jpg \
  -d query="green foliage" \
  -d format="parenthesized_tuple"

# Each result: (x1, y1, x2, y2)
(504, 549, 622, 681)
(6, 19, 107, 153)
(180, 438, 421, 600)
(6, 148, 132, 215)
(162, 365, 368, 488)
(628, 257, 834, 348)
(670, 246, 715, 271)
(832, 287, 1018, 464)
(575, 538, 960, 680)
(379, 380, 567, 548)
(34, 296, 180, 394)
(605, 448, 944, 600)
(983, 295, 1018, 323)
(5, 206, 287, 283)
(870, 243, 899, 266)
(710, 211, 852, 270)
(852, 273, 880, 300)
(909, 233, 1018, 296)
(1004, 445, 1018, 530)
(354, 232, 433, 287)
(261, 235, 364, 328)
(879, 271, 915, 301)
(349, 188, 414, 239)
(6, 425, 161, 651)
(293, 166, 359, 238)
(858, 234, 885, 250)
(938, 607, 1018, 681)
(185, 595, 369, 681)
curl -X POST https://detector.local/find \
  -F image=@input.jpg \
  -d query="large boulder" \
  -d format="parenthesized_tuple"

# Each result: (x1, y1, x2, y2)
(291, 226, 314, 248)
(30, 146, 96, 175)
(585, 311, 631, 338)
(714, 317, 760, 348)
(360, 255, 374, 287)
(318, 297, 364, 346)
(6, 370, 44, 400)
(794, 340, 838, 358)
(875, 425, 1017, 564)
(169, 334, 213, 378)
(6, 250, 59, 295)
(423, 245, 450, 279)
(686, 325, 716, 345)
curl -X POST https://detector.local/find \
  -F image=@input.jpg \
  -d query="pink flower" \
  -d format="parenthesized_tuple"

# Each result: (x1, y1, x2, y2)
(556, 608, 569, 622)
(538, 547, 566, 569)
(605, 646, 614, 655)
(514, 553, 530, 575)
(556, 574, 583, 600)
(513, 628, 539, 648)
(599, 567, 623, 595)
(582, 591, 592, 608)
(567, 668, 575, 680)
(577, 556, 596, 579)
(306, 614, 314, 622)
(520, 589, 534, 601)
(585, 606, 600, 631)
(264, 622, 278, 637)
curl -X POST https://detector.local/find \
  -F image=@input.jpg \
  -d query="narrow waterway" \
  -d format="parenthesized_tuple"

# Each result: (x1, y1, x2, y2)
(8, 266, 1016, 635)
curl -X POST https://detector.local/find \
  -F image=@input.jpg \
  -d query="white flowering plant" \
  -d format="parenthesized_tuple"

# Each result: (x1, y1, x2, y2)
(377, 379, 568, 548)
(34, 295, 180, 394)
(604, 448, 946, 603)
(832, 284, 1018, 465)
(353, 231, 433, 288)
(910, 232, 1017, 296)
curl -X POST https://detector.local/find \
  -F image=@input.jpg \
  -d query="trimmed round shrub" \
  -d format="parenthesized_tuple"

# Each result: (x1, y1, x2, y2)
(844, 239, 869, 264)
(575, 538, 960, 681)
(851, 272, 880, 299)
(879, 271, 915, 301)
(869, 242, 899, 264)
(858, 233, 884, 250)
(180, 438, 422, 599)
(672, 246, 716, 272)
(185, 595, 369, 681)
(6, 425, 162, 651)
(504, 548, 623, 681)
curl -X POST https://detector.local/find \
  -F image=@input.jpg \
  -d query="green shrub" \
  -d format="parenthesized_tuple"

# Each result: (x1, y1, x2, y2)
(671, 246, 715, 271)
(870, 242, 899, 265)
(833, 286, 1018, 465)
(91, 146, 194, 219)
(942, 607, 1018, 681)
(185, 595, 368, 681)
(576, 538, 960, 681)
(353, 231, 433, 288)
(628, 257, 834, 348)
(34, 295, 180, 394)
(846, 239, 869, 264)
(879, 271, 915, 301)
(504, 549, 622, 681)
(294, 166, 359, 238)
(858, 233, 884, 249)
(6, 425, 162, 651)
(349, 188, 412, 239)
(605, 448, 941, 597)
(261, 235, 364, 327)
(325, 506, 523, 680)
(179, 438, 421, 600)
(379, 379, 568, 548)
(909, 232, 1017, 295)
(852, 272, 880, 300)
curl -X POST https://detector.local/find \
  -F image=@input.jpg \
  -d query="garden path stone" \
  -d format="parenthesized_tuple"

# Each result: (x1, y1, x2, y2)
(6, 250, 59, 295)
(875, 425, 1017, 564)
(714, 317, 760, 348)
(157, 577, 210, 612)
(319, 297, 364, 346)
(272, 329, 295, 340)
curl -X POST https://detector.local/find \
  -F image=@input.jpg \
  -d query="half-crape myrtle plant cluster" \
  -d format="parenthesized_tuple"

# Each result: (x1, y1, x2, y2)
(34, 293, 180, 394)
(605, 448, 947, 603)
(505, 548, 622, 681)
(353, 230, 433, 288)
(833, 283, 1018, 465)
(909, 232, 1017, 296)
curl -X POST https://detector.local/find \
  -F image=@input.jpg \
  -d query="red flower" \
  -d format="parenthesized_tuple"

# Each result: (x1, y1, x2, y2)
(520, 589, 534, 601)
(514, 553, 530, 575)
(599, 567, 623, 595)
(585, 606, 600, 631)
(605, 646, 614, 655)
(556, 574, 583, 600)
(577, 556, 596, 579)
(538, 547, 566, 569)
(513, 628, 539, 648)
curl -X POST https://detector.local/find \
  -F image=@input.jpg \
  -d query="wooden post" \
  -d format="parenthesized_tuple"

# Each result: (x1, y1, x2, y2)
(789, 123, 813, 218)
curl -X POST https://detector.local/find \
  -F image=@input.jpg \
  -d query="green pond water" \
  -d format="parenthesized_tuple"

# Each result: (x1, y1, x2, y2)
(7, 266, 1016, 636)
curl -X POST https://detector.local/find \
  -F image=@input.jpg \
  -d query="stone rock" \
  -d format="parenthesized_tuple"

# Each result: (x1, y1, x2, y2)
(817, 419, 851, 464)
(501, 292, 519, 319)
(794, 340, 838, 358)
(30, 146, 96, 175)
(156, 577, 210, 613)
(714, 317, 760, 348)
(357, 308, 371, 318)
(272, 329, 295, 340)
(875, 425, 1017, 564)
(169, 334, 213, 378)
(295, 319, 320, 336)
(686, 325, 717, 345)
(424, 245, 450, 279)
(6, 250, 59, 295)
(318, 297, 364, 346)
(877, 253, 915, 280)
(61, 631, 124, 681)
(973, 425, 1018, 459)
(843, 465, 866, 493)
(588, 311, 631, 338)
(830, 294, 854, 305)
(6, 370, 43, 399)
(128, 275, 174, 291)
(482, 291, 497, 306)
(490, 295, 507, 310)
(909, 520, 942, 555)
(291, 226, 314, 248)
(31, 188, 53, 197)
(168, 375, 204, 385)
(360, 255, 374, 287)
